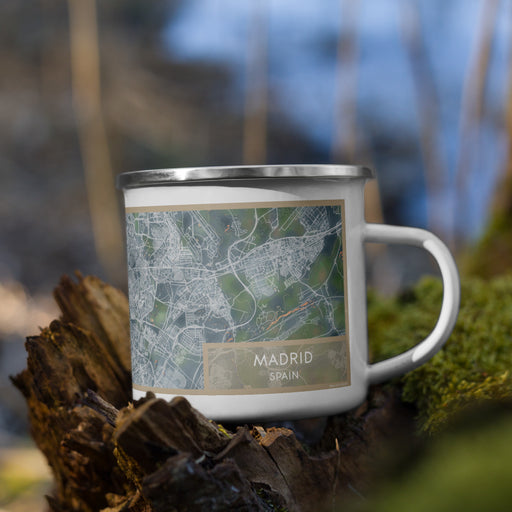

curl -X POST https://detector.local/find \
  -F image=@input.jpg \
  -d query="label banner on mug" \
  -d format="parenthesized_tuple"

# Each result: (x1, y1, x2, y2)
(126, 200, 350, 395)
(203, 337, 350, 393)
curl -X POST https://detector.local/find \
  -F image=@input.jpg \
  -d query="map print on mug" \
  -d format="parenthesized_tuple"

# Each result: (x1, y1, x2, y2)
(126, 200, 350, 395)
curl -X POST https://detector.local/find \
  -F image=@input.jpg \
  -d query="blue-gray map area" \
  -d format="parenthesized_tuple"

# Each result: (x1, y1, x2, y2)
(126, 204, 346, 390)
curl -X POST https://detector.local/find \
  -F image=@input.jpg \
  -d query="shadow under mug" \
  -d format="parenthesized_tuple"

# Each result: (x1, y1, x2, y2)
(117, 165, 460, 421)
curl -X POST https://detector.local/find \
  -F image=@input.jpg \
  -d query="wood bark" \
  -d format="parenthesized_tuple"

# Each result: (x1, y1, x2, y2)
(12, 273, 415, 512)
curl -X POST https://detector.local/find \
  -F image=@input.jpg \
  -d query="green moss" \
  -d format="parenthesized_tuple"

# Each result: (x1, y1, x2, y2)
(354, 409, 512, 512)
(368, 275, 512, 434)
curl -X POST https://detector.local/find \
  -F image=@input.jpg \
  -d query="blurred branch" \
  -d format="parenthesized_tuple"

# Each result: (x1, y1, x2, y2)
(68, 0, 124, 285)
(243, 0, 268, 164)
(454, 0, 500, 247)
(400, 1, 448, 239)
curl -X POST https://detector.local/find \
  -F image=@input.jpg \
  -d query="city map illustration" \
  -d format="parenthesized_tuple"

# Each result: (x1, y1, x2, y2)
(126, 201, 348, 392)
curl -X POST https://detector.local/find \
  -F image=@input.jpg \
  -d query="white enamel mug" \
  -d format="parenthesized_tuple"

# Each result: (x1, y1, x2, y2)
(117, 165, 460, 421)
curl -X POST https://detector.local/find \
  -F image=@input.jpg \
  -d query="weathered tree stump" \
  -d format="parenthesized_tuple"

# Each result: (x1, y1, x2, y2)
(11, 274, 415, 512)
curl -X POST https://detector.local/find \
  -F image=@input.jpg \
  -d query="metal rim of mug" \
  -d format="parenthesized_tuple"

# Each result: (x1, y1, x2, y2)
(116, 164, 375, 189)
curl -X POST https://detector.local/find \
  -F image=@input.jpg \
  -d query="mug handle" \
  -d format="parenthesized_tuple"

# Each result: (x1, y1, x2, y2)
(363, 223, 460, 384)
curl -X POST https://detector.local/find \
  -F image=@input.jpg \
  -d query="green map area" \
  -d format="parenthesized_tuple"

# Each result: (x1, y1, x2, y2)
(126, 202, 347, 391)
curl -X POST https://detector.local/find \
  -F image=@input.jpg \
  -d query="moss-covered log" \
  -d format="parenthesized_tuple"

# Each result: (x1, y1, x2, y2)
(11, 272, 512, 510)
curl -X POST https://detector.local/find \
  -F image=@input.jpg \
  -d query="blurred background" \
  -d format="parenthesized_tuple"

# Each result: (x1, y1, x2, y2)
(1, 0, 512, 509)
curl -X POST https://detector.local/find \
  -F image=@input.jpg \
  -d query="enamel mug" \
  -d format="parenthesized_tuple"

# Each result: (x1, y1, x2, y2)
(117, 165, 460, 421)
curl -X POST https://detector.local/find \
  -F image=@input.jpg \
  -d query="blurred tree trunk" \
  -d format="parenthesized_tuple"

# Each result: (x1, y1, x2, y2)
(331, 0, 386, 292)
(68, 0, 125, 286)
(331, 0, 359, 165)
(462, 133, 512, 278)
(463, 39, 512, 278)
(454, 0, 500, 251)
(243, 0, 268, 165)
(400, 0, 448, 241)
(332, 0, 382, 224)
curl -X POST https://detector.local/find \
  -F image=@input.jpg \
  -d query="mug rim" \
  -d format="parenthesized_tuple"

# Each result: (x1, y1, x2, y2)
(116, 164, 375, 189)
